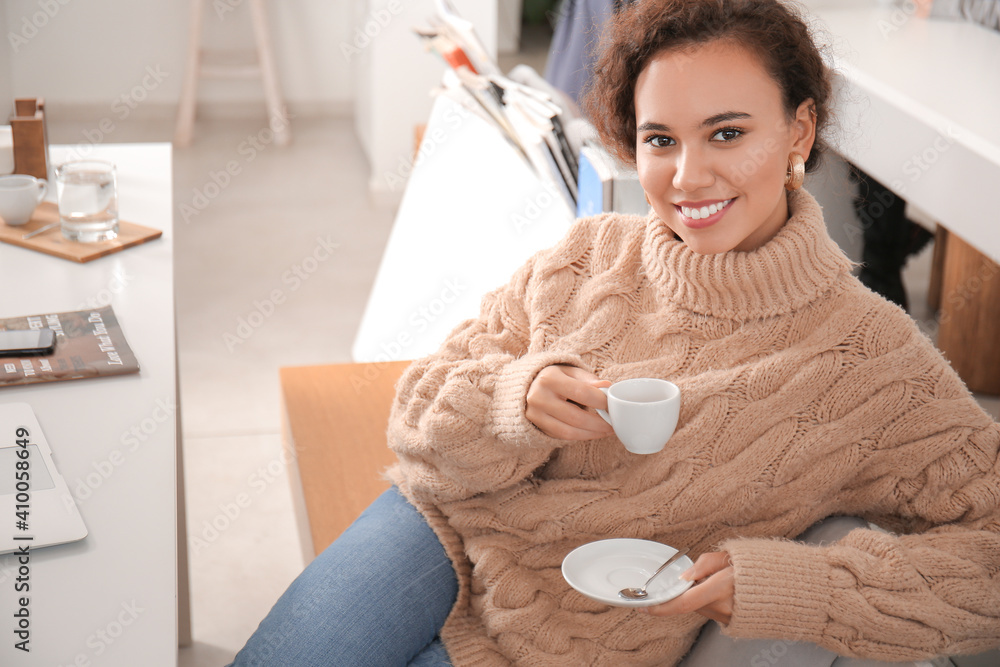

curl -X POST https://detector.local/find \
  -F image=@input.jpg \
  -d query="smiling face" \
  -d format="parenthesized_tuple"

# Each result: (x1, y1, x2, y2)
(634, 39, 816, 254)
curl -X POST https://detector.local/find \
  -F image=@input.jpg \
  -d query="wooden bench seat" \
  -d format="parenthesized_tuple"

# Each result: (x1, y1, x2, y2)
(280, 360, 409, 560)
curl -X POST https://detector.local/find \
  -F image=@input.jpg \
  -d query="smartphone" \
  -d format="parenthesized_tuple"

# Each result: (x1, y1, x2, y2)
(0, 329, 57, 357)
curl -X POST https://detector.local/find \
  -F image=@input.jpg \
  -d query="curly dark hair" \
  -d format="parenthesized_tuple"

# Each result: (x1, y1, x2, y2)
(583, 0, 832, 173)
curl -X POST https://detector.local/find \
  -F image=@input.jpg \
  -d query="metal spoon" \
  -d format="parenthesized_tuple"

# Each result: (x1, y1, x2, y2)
(618, 548, 690, 600)
(22, 222, 59, 240)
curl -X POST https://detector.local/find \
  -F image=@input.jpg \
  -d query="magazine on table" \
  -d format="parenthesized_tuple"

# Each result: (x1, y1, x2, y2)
(0, 305, 139, 387)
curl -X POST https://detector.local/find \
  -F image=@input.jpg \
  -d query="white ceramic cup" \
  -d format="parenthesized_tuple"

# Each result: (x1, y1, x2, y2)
(597, 378, 681, 454)
(0, 175, 47, 226)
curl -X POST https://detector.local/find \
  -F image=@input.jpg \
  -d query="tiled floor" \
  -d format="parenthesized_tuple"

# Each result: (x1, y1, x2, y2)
(47, 25, 999, 666)
(172, 115, 400, 665)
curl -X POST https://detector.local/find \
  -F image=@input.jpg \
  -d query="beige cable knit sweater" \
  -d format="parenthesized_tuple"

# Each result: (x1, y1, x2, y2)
(385, 188, 1000, 666)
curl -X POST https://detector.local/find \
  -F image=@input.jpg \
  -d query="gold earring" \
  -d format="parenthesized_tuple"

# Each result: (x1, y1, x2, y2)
(784, 153, 805, 191)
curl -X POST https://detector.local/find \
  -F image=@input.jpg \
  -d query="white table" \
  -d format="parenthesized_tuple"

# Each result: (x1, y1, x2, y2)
(817, 6, 1000, 264)
(0, 144, 179, 665)
(353, 94, 576, 362)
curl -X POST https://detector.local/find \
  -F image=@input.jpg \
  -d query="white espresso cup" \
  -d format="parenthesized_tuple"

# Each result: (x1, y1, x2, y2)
(0, 175, 47, 226)
(597, 378, 681, 454)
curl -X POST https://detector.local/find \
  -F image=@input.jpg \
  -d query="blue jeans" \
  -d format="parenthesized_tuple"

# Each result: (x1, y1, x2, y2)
(227, 486, 457, 666)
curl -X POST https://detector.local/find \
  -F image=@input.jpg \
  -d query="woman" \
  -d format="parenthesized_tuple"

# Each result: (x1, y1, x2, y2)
(230, 1, 1000, 665)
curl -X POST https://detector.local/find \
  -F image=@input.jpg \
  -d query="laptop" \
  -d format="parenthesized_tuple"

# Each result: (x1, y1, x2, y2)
(0, 402, 88, 554)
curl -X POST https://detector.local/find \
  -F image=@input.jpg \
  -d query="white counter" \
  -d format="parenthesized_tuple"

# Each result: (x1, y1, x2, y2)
(0, 143, 178, 666)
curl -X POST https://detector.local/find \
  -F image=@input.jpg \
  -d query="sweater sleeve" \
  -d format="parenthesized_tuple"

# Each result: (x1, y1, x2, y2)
(719, 328, 1000, 660)
(385, 220, 602, 503)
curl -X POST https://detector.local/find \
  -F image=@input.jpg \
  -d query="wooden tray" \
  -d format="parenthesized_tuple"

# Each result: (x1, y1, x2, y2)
(0, 201, 161, 263)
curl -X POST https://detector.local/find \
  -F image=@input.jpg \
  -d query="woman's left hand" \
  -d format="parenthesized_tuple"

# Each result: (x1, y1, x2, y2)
(642, 551, 734, 625)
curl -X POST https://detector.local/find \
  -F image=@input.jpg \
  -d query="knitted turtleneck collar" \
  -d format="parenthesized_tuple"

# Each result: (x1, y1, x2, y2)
(640, 188, 855, 321)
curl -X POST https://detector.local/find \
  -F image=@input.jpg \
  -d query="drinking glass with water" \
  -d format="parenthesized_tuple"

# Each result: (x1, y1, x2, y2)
(56, 160, 119, 242)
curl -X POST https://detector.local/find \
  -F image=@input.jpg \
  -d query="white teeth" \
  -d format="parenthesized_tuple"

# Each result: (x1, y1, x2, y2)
(680, 198, 731, 220)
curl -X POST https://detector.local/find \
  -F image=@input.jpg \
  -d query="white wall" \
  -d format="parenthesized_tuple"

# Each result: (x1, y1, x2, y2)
(0, 9, 13, 117)
(798, 0, 881, 9)
(0, 10, 14, 113)
(0, 8, 12, 177)
(4, 0, 355, 119)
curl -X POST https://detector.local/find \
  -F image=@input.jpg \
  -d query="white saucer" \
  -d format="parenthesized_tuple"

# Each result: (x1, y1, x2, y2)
(561, 539, 694, 608)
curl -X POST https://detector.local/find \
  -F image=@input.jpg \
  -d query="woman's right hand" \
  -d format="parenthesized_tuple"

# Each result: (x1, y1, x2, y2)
(526, 365, 615, 441)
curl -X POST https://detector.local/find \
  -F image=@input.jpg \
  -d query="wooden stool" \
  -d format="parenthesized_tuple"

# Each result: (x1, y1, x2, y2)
(174, 0, 290, 147)
(935, 228, 1000, 395)
(280, 361, 409, 560)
